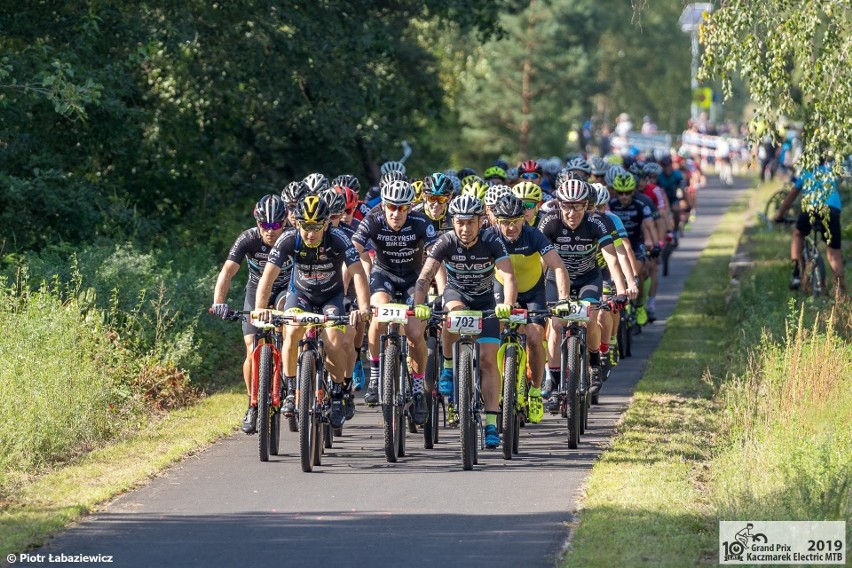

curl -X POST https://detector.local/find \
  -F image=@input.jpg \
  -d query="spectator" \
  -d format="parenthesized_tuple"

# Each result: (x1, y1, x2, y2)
(641, 115, 658, 135)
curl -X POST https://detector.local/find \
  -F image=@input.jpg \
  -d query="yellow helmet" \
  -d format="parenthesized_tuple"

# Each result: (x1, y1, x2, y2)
(295, 195, 330, 223)
(512, 181, 542, 202)
(411, 179, 425, 203)
(461, 177, 489, 200)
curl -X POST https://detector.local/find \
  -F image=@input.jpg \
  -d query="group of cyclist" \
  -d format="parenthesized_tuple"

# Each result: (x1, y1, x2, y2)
(212, 152, 693, 450)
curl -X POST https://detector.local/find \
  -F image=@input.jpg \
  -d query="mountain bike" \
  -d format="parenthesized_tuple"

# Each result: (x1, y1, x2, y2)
(372, 303, 417, 463)
(214, 309, 285, 462)
(422, 305, 444, 449)
(616, 300, 635, 360)
(801, 231, 827, 297)
(763, 184, 800, 225)
(280, 311, 350, 473)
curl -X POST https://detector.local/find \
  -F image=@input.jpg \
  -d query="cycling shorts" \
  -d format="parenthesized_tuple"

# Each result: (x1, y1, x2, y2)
(546, 271, 602, 303)
(632, 243, 647, 262)
(369, 269, 416, 304)
(242, 285, 288, 336)
(283, 289, 346, 319)
(494, 282, 547, 327)
(442, 287, 499, 342)
(796, 207, 841, 250)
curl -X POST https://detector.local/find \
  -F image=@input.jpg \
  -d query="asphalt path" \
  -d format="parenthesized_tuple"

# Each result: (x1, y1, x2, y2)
(24, 179, 747, 568)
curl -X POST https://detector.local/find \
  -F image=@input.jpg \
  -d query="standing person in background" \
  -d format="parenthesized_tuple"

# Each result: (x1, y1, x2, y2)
(598, 123, 612, 157)
(641, 115, 658, 135)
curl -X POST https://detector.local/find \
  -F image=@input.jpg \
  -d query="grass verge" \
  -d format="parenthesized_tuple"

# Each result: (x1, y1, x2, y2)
(562, 178, 851, 567)
(0, 391, 243, 559)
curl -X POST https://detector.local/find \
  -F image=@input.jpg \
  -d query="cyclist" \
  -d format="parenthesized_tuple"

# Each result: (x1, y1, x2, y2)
(281, 181, 309, 228)
(412, 195, 518, 449)
(352, 179, 436, 423)
(255, 196, 371, 430)
(512, 180, 545, 227)
(633, 162, 669, 320)
(488, 193, 571, 423)
(774, 160, 846, 297)
(303, 172, 330, 195)
(539, 179, 629, 400)
(484, 165, 508, 186)
(212, 194, 289, 434)
(657, 156, 687, 236)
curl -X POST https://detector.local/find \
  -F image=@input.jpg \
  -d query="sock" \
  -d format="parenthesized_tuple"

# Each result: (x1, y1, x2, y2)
(792, 260, 800, 277)
(599, 343, 609, 355)
(285, 376, 295, 395)
(369, 357, 380, 372)
(331, 382, 343, 397)
(354, 348, 361, 360)
(412, 373, 424, 394)
(610, 335, 617, 344)
(443, 357, 453, 370)
(548, 367, 560, 387)
(589, 350, 601, 367)
(344, 377, 352, 391)
(485, 412, 498, 427)
(529, 386, 541, 397)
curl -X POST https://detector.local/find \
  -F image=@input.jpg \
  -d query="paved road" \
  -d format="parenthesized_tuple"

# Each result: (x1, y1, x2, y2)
(25, 180, 746, 568)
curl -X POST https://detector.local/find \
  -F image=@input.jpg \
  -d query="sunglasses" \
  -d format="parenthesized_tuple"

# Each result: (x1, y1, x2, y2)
(520, 172, 540, 180)
(522, 200, 539, 210)
(497, 217, 525, 226)
(426, 195, 450, 204)
(260, 222, 283, 230)
(560, 202, 586, 211)
(384, 202, 411, 213)
(615, 190, 634, 196)
(298, 221, 327, 232)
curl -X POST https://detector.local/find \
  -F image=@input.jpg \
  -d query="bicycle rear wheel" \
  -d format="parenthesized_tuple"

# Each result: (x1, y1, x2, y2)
(501, 345, 518, 460)
(382, 342, 401, 463)
(423, 335, 438, 449)
(566, 335, 581, 449)
(458, 344, 475, 471)
(257, 344, 272, 462)
(270, 410, 281, 456)
(298, 352, 317, 472)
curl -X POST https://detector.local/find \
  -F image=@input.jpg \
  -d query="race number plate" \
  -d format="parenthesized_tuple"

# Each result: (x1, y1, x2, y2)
(290, 312, 327, 325)
(445, 310, 483, 335)
(373, 303, 409, 324)
(506, 310, 528, 325)
(555, 300, 591, 322)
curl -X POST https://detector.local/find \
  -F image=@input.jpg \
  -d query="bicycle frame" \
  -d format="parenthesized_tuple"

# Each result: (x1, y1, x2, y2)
(250, 331, 284, 409)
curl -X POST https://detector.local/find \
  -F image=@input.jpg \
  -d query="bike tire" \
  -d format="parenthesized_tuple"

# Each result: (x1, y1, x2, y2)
(423, 336, 438, 449)
(287, 415, 298, 433)
(811, 252, 826, 297)
(458, 344, 475, 471)
(764, 189, 788, 223)
(382, 341, 401, 463)
(298, 352, 317, 472)
(501, 345, 518, 460)
(566, 335, 581, 449)
(662, 244, 671, 277)
(323, 422, 333, 449)
(270, 410, 281, 456)
(257, 344, 272, 462)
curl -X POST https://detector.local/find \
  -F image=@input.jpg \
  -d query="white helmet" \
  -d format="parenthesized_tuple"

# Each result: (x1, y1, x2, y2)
(381, 160, 406, 176)
(381, 179, 415, 205)
(592, 183, 610, 207)
(484, 184, 512, 207)
(448, 194, 484, 218)
(556, 179, 590, 202)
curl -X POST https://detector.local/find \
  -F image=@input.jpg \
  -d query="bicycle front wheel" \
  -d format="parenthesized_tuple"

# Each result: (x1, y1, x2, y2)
(382, 341, 401, 463)
(298, 352, 317, 472)
(501, 345, 518, 460)
(566, 335, 581, 449)
(458, 344, 475, 471)
(257, 344, 272, 463)
(424, 335, 439, 448)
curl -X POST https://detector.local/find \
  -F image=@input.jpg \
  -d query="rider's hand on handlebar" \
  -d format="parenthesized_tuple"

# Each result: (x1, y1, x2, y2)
(608, 295, 628, 312)
(552, 301, 573, 315)
(626, 281, 639, 300)
(495, 303, 512, 319)
(350, 308, 371, 327)
(254, 308, 272, 323)
(211, 303, 230, 319)
(414, 304, 432, 320)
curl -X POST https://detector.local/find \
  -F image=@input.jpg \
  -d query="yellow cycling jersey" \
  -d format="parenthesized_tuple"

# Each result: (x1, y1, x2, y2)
(489, 224, 554, 293)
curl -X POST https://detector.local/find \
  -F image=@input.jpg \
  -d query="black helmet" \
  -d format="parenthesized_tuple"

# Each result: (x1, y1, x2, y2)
(295, 195, 330, 223)
(254, 194, 286, 224)
(491, 194, 525, 219)
(282, 181, 309, 204)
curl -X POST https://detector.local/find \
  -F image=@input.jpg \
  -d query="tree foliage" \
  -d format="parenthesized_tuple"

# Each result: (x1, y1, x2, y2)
(700, 0, 852, 173)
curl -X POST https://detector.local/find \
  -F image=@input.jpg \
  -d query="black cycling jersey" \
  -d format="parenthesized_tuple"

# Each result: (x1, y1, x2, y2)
(539, 212, 612, 278)
(268, 227, 360, 298)
(227, 227, 291, 289)
(486, 223, 553, 293)
(634, 192, 660, 220)
(608, 196, 653, 249)
(352, 209, 436, 277)
(413, 203, 454, 240)
(428, 229, 509, 298)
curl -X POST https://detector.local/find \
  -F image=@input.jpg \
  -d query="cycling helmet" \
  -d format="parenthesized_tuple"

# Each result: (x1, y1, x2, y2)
(295, 195, 330, 223)
(331, 174, 360, 193)
(448, 194, 484, 218)
(495, 159, 510, 170)
(443, 168, 458, 178)
(483, 166, 507, 181)
(457, 167, 478, 180)
(512, 181, 543, 202)
(380, 160, 406, 176)
(590, 157, 609, 176)
(303, 173, 330, 195)
(380, 170, 407, 188)
(555, 168, 585, 186)
(604, 166, 627, 188)
(628, 160, 646, 177)
(491, 194, 525, 219)
(281, 180, 309, 204)
(381, 179, 415, 205)
(321, 188, 346, 215)
(518, 159, 542, 175)
(423, 172, 453, 196)
(505, 167, 519, 182)
(254, 194, 286, 224)
(542, 158, 563, 176)
(461, 178, 489, 200)
(566, 157, 592, 175)
(556, 179, 590, 202)
(448, 175, 462, 195)
(611, 172, 638, 193)
(334, 185, 359, 212)
(644, 162, 663, 177)
(411, 179, 424, 203)
(592, 183, 610, 207)
(484, 184, 512, 207)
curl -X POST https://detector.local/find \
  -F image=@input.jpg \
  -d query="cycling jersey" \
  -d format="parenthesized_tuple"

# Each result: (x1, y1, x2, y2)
(428, 229, 509, 299)
(538, 212, 612, 278)
(642, 182, 668, 211)
(657, 169, 686, 204)
(608, 197, 653, 250)
(634, 192, 660, 220)
(352, 209, 436, 277)
(413, 202, 454, 239)
(268, 227, 360, 300)
(486, 223, 553, 293)
(795, 166, 843, 210)
(227, 227, 291, 290)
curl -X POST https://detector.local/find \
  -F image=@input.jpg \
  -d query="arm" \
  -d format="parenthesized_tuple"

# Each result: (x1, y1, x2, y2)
(494, 257, 517, 306)
(353, 240, 373, 280)
(642, 217, 657, 249)
(542, 249, 571, 300)
(213, 260, 241, 304)
(613, 241, 638, 298)
(601, 244, 627, 296)
(413, 257, 442, 306)
(255, 263, 282, 313)
(774, 186, 801, 220)
(346, 261, 371, 315)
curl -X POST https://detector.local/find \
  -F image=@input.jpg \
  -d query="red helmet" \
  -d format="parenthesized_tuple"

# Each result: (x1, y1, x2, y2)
(334, 184, 359, 212)
(518, 159, 542, 175)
